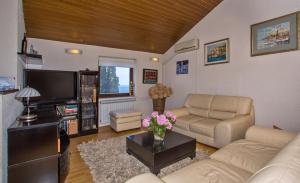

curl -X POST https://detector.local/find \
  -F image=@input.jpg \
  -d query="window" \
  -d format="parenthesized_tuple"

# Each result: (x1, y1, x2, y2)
(99, 66, 133, 97)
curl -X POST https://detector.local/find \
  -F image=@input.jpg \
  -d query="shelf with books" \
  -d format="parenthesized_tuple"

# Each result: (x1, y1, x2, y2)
(59, 118, 79, 136)
(57, 104, 78, 117)
(56, 103, 79, 137)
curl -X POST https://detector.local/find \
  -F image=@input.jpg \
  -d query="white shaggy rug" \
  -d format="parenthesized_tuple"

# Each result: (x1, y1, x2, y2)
(77, 136, 209, 183)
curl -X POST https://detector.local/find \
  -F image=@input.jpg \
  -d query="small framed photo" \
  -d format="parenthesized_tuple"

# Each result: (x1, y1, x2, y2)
(251, 13, 298, 56)
(0, 76, 15, 92)
(176, 60, 189, 74)
(143, 69, 158, 84)
(204, 38, 230, 65)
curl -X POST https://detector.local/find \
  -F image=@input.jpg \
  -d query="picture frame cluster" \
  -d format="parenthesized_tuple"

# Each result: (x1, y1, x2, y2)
(179, 11, 299, 70)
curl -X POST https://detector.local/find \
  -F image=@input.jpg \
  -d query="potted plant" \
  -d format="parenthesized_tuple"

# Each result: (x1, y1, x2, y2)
(149, 84, 172, 114)
(142, 111, 176, 141)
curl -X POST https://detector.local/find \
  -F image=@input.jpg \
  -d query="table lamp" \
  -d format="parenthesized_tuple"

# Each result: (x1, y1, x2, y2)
(16, 86, 41, 122)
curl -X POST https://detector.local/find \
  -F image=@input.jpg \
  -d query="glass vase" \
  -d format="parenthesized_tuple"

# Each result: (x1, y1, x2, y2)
(154, 133, 164, 141)
(153, 129, 166, 142)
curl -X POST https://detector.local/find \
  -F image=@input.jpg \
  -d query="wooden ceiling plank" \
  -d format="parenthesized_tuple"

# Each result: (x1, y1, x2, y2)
(24, 0, 184, 33)
(23, 0, 222, 53)
(24, 8, 179, 40)
(99, 0, 201, 25)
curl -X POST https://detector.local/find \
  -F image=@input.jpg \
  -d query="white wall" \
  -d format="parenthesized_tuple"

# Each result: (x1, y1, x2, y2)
(0, 0, 25, 182)
(0, 0, 25, 86)
(28, 38, 162, 117)
(0, 0, 19, 79)
(163, 0, 300, 132)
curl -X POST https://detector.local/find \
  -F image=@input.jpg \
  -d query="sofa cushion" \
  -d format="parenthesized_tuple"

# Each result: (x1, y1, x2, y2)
(209, 111, 236, 120)
(210, 139, 280, 173)
(162, 159, 252, 183)
(246, 166, 299, 183)
(209, 96, 237, 120)
(236, 97, 253, 115)
(188, 108, 210, 118)
(185, 94, 213, 117)
(211, 96, 239, 112)
(189, 118, 221, 137)
(209, 95, 252, 120)
(246, 133, 300, 183)
(245, 126, 296, 148)
(174, 115, 203, 130)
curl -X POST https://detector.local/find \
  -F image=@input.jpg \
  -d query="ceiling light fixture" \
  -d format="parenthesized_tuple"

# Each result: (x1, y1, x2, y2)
(65, 48, 83, 55)
(150, 57, 159, 62)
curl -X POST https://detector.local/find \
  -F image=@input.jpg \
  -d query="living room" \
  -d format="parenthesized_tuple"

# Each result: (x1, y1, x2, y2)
(0, 0, 300, 183)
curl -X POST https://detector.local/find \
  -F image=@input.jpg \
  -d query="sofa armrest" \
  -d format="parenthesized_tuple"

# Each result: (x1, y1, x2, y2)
(215, 115, 252, 148)
(245, 125, 296, 148)
(168, 107, 189, 118)
(125, 173, 164, 183)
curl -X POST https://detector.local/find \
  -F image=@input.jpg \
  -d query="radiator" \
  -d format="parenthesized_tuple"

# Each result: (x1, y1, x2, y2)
(99, 97, 136, 125)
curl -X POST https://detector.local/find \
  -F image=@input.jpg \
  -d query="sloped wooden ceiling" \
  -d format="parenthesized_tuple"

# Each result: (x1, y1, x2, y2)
(23, 0, 222, 54)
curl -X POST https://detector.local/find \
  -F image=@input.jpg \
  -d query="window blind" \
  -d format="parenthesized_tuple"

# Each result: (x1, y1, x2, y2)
(98, 56, 136, 68)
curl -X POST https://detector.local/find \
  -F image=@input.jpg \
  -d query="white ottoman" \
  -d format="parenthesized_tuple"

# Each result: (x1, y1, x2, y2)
(109, 111, 142, 132)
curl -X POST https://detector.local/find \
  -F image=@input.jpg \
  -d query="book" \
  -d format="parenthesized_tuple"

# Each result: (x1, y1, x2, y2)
(68, 119, 78, 135)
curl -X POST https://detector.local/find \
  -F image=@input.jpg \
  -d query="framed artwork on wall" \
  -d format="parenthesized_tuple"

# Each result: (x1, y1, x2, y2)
(204, 38, 230, 65)
(143, 69, 158, 84)
(251, 12, 298, 56)
(0, 76, 15, 92)
(176, 60, 189, 74)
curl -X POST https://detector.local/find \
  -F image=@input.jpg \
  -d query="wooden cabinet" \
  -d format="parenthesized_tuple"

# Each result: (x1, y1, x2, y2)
(8, 109, 69, 183)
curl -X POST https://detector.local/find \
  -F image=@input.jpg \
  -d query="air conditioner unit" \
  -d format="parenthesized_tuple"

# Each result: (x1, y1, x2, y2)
(174, 39, 199, 54)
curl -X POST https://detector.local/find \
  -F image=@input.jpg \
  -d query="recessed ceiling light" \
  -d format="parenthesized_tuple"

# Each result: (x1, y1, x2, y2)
(150, 57, 159, 62)
(65, 48, 82, 55)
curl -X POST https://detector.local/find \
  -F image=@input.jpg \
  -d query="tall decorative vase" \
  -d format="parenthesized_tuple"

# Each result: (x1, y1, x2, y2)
(152, 98, 166, 114)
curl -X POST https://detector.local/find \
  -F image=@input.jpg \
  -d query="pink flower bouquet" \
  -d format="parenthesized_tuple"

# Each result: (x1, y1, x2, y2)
(142, 111, 176, 141)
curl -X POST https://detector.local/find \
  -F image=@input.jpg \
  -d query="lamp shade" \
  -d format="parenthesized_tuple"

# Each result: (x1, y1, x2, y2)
(15, 86, 40, 98)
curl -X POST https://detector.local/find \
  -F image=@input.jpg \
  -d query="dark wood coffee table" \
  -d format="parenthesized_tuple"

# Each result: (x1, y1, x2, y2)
(126, 130, 196, 175)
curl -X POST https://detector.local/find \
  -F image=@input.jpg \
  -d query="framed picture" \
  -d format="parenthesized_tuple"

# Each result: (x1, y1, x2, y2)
(251, 13, 298, 56)
(176, 60, 189, 74)
(0, 76, 15, 92)
(143, 69, 158, 84)
(204, 38, 230, 65)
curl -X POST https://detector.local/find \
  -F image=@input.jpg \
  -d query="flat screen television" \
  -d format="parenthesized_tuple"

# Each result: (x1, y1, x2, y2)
(24, 69, 77, 104)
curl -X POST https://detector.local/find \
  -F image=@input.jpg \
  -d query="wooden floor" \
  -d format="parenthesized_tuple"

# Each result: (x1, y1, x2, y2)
(65, 126, 217, 183)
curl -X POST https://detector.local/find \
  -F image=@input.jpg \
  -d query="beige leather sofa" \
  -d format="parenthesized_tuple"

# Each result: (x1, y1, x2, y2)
(170, 94, 255, 148)
(126, 126, 298, 183)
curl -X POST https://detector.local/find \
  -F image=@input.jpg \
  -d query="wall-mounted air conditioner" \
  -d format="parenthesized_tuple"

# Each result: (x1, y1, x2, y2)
(174, 39, 199, 54)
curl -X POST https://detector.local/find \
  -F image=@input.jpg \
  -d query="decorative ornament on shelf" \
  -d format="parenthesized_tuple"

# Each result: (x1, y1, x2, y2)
(149, 83, 172, 114)
(21, 33, 27, 54)
(142, 111, 176, 142)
